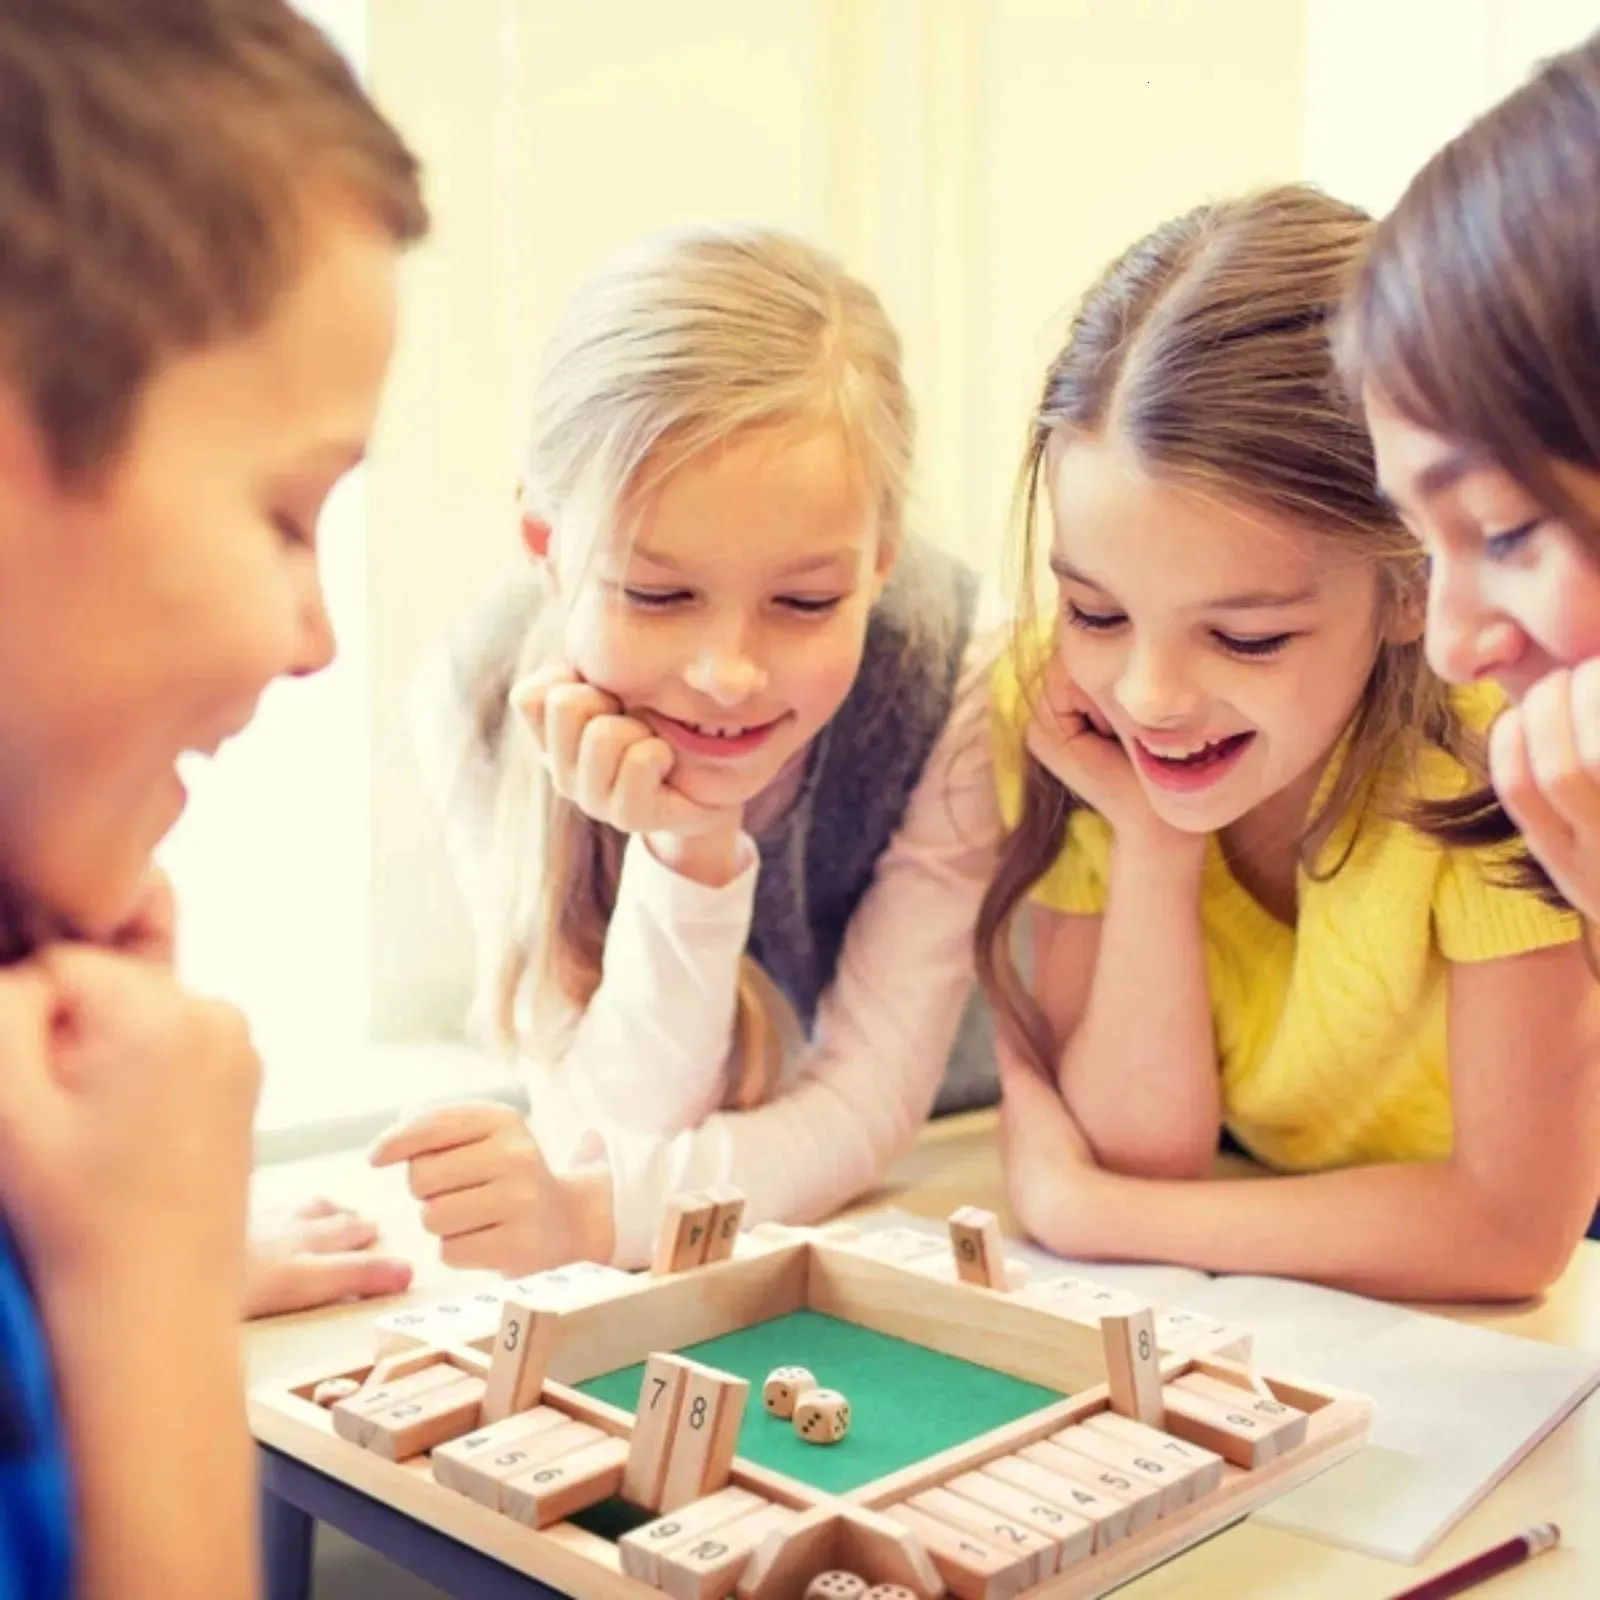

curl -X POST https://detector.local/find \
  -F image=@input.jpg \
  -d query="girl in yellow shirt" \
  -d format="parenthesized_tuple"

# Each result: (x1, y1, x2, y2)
(979, 185, 1600, 1302)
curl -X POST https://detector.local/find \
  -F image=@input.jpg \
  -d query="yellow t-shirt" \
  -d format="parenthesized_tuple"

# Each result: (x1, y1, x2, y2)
(993, 659, 1580, 1171)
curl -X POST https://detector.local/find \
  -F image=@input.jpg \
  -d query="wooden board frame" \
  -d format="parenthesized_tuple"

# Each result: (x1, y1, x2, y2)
(250, 1221, 1373, 1600)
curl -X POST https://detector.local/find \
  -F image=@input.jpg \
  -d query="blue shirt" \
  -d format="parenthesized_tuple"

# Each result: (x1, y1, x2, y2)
(0, 1224, 72, 1600)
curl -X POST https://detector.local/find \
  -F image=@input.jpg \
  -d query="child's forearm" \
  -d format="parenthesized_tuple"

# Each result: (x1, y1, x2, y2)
(45, 1276, 255, 1600)
(1039, 1159, 1583, 1301)
(1060, 843, 1218, 1176)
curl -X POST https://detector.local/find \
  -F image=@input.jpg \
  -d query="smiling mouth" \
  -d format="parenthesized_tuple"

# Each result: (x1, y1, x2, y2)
(1130, 730, 1256, 793)
(651, 712, 788, 759)
(1137, 733, 1253, 769)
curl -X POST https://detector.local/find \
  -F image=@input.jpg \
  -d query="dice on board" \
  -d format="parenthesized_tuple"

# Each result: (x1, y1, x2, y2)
(863, 1588, 917, 1600)
(804, 1572, 867, 1600)
(763, 1365, 817, 1420)
(793, 1387, 850, 1444)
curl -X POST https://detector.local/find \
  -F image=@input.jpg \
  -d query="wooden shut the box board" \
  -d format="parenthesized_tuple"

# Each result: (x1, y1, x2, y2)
(250, 1206, 1374, 1600)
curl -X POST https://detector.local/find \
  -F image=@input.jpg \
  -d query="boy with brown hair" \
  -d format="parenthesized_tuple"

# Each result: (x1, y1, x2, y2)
(0, 2, 426, 1592)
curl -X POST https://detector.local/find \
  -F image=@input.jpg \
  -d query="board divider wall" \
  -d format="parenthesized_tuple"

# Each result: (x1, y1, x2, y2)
(804, 1242, 1109, 1393)
(540, 1243, 812, 1386)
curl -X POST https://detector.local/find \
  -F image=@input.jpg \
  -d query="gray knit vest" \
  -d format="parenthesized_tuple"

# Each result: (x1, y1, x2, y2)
(454, 537, 997, 1116)
(743, 539, 996, 1115)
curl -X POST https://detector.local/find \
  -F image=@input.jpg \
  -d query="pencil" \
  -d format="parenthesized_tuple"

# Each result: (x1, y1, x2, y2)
(1388, 1524, 1560, 1600)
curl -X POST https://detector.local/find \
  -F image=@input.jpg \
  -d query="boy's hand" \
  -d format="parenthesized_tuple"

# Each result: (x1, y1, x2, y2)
(369, 1102, 612, 1273)
(0, 946, 260, 1306)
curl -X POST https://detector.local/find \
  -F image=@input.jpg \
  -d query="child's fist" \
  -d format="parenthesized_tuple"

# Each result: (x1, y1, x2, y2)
(0, 946, 260, 1298)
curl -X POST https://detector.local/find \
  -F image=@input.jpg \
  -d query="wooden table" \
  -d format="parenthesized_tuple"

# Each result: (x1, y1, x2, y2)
(247, 1111, 1600, 1599)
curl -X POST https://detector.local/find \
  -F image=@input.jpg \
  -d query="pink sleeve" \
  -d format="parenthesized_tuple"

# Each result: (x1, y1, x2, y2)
(536, 833, 759, 1140)
(579, 640, 1003, 1266)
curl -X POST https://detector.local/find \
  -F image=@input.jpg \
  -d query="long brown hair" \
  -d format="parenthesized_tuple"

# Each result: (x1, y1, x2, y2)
(1338, 30, 1600, 890)
(976, 185, 1476, 1077)
(468, 225, 913, 1099)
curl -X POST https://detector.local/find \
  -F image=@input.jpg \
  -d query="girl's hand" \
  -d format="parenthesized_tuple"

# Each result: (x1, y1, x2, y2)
(0, 946, 259, 1308)
(997, 1046, 1111, 1258)
(369, 1102, 611, 1274)
(1490, 662, 1600, 922)
(1025, 659, 1199, 863)
(244, 1198, 413, 1319)
(512, 662, 745, 883)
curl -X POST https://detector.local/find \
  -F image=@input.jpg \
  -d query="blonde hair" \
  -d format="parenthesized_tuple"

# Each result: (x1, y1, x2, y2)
(975, 185, 1481, 1078)
(474, 223, 913, 1102)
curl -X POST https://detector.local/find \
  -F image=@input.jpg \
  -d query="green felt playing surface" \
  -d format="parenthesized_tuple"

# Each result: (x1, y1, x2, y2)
(575, 1308, 1067, 1495)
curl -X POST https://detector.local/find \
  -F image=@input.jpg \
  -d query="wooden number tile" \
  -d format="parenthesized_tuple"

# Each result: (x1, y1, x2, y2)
(903, 1252, 958, 1283)
(883, 1504, 1035, 1600)
(364, 1376, 486, 1462)
(1155, 1310, 1251, 1362)
(656, 1504, 797, 1600)
(1079, 1412, 1224, 1501)
(1046, 1283, 1151, 1327)
(374, 1294, 494, 1354)
(1159, 1387, 1276, 1468)
(331, 1362, 469, 1447)
(1017, 1440, 1163, 1535)
(1152, 1309, 1226, 1348)
(947, 1208, 1008, 1290)
(482, 1297, 561, 1423)
(1165, 1375, 1308, 1466)
(1175, 1370, 1306, 1424)
(942, 1473, 1093, 1571)
(373, 1304, 449, 1355)
(619, 1487, 768, 1586)
(703, 1185, 748, 1264)
(361, 1347, 455, 1393)
(503, 1435, 630, 1528)
(905, 1487, 1057, 1585)
(660, 1362, 750, 1511)
(984, 1456, 1131, 1552)
(1102, 1308, 1164, 1428)
(624, 1354, 691, 1510)
(475, 1420, 605, 1512)
(652, 1193, 720, 1276)
(1008, 1276, 1092, 1311)
(1050, 1424, 1189, 1517)
(508, 1262, 635, 1311)
(852, 1229, 949, 1266)
(431, 1406, 575, 1505)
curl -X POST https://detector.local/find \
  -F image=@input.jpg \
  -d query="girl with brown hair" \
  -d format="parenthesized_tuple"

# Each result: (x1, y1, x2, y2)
(1344, 32, 1600, 927)
(979, 185, 1600, 1302)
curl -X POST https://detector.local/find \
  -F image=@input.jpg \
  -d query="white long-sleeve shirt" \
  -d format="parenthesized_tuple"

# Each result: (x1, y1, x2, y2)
(416, 634, 1001, 1267)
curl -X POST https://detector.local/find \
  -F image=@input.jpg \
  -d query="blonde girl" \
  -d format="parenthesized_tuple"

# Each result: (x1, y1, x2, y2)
(375, 225, 999, 1269)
